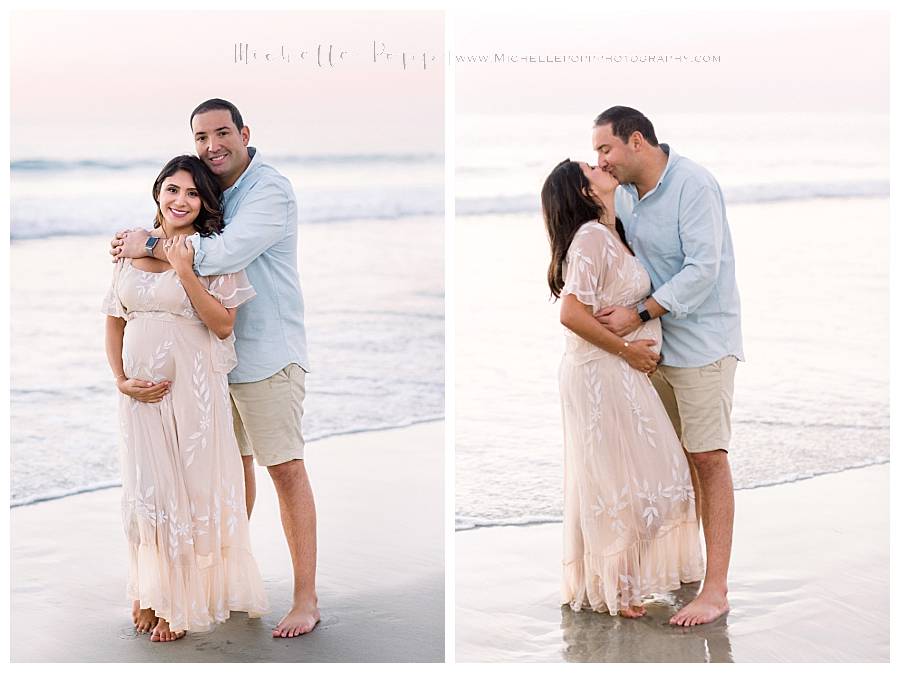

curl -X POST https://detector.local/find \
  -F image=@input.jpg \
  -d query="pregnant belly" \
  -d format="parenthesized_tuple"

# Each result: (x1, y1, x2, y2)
(122, 318, 180, 383)
(624, 317, 663, 354)
(563, 316, 663, 366)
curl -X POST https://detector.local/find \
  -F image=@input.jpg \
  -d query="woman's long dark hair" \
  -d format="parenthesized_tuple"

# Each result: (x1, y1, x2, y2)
(541, 159, 626, 299)
(152, 155, 224, 237)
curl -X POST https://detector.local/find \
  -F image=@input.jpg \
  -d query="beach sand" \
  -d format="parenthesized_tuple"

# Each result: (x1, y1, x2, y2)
(11, 421, 444, 663)
(456, 463, 888, 663)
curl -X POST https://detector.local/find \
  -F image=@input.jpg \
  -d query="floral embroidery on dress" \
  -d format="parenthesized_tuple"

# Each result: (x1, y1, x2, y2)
(559, 221, 705, 615)
(619, 358, 657, 450)
(135, 270, 158, 303)
(101, 263, 268, 632)
(184, 351, 211, 469)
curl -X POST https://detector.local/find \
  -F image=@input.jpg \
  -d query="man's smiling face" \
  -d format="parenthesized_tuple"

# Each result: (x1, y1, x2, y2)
(192, 109, 250, 187)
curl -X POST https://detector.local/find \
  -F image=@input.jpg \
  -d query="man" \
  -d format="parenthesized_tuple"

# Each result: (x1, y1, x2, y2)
(592, 106, 743, 627)
(111, 98, 319, 638)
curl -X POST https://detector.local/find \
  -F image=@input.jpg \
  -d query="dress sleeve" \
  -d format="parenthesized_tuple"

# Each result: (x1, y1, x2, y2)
(201, 269, 257, 308)
(101, 260, 127, 318)
(560, 223, 612, 315)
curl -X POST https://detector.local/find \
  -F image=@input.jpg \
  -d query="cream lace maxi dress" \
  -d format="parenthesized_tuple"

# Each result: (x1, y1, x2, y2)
(558, 221, 705, 615)
(102, 258, 269, 633)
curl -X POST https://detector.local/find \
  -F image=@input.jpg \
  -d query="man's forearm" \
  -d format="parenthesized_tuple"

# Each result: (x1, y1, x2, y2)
(645, 296, 668, 319)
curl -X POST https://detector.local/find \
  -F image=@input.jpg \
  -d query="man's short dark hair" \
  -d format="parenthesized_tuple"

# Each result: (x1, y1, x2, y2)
(593, 106, 658, 146)
(190, 98, 245, 131)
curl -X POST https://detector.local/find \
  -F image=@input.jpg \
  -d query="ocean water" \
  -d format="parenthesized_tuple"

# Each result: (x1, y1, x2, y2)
(10, 155, 443, 507)
(455, 112, 890, 530)
(11, 154, 443, 240)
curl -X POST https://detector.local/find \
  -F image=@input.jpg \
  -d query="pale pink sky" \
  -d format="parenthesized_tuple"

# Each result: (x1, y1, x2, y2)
(455, 10, 888, 115)
(11, 10, 444, 159)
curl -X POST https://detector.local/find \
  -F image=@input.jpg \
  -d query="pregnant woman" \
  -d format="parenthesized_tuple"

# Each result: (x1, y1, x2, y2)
(542, 159, 704, 618)
(103, 155, 268, 642)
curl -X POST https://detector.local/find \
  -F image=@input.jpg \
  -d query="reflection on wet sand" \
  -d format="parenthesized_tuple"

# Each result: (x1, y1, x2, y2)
(457, 465, 888, 663)
(560, 584, 733, 663)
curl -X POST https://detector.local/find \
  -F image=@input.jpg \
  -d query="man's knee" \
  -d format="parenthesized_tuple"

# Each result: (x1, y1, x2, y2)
(267, 458, 307, 484)
(688, 449, 729, 472)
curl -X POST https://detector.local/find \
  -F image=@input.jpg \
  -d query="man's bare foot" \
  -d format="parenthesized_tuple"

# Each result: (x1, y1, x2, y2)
(132, 600, 158, 634)
(619, 605, 646, 619)
(670, 589, 729, 626)
(272, 599, 321, 638)
(150, 618, 185, 642)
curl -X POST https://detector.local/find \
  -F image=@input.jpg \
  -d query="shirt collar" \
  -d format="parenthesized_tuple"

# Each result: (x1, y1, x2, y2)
(623, 143, 677, 200)
(223, 146, 259, 196)
(656, 143, 678, 186)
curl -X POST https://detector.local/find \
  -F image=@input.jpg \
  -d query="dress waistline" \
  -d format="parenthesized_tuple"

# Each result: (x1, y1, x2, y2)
(127, 310, 204, 325)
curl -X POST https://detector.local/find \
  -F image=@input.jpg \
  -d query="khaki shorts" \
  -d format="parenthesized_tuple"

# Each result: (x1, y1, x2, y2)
(230, 363, 306, 466)
(650, 355, 738, 453)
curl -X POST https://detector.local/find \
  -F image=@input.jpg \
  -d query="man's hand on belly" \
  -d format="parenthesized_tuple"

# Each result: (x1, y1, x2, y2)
(596, 305, 641, 337)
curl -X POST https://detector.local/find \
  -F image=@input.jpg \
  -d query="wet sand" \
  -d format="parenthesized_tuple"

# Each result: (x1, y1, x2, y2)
(11, 422, 444, 663)
(456, 463, 888, 663)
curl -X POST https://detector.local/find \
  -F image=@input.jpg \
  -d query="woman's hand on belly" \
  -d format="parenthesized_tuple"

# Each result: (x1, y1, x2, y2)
(627, 318, 663, 352)
(117, 377, 171, 403)
(620, 338, 661, 375)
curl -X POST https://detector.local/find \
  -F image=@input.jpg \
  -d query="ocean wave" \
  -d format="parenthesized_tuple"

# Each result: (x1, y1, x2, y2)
(733, 418, 888, 431)
(11, 386, 111, 398)
(10, 415, 443, 508)
(11, 152, 442, 173)
(10, 480, 124, 508)
(10, 191, 444, 240)
(455, 459, 890, 531)
(455, 514, 564, 531)
(457, 180, 890, 217)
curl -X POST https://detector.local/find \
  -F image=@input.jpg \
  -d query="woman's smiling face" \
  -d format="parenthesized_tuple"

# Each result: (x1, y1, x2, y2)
(157, 169, 201, 229)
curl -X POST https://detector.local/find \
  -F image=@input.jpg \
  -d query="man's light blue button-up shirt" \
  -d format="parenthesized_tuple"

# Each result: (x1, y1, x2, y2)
(615, 144, 744, 368)
(190, 147, 310, 383)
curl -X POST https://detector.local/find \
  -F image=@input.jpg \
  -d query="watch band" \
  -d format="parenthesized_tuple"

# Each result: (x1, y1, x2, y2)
(637, 301, 652, 323)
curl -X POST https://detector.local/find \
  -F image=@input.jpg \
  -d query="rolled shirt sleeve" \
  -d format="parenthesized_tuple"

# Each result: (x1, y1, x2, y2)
(190, 179, 289, 276)
(651, 183, 724, 319)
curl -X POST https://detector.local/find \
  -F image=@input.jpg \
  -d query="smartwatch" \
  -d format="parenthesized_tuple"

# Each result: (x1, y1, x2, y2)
(145, 236, 160, 255)
(637, 301, 652, 323)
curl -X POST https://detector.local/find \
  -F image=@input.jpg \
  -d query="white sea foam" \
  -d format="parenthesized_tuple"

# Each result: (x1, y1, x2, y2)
(10, 154, 444, 240)
(456, 181, 890, 218)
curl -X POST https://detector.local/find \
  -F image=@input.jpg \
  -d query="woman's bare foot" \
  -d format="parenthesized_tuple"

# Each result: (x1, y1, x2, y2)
(132, 600, 158, 634)
(619, 605, 647, 619)
(150, 618, 185, 642)
(272, 599, 321, 638)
